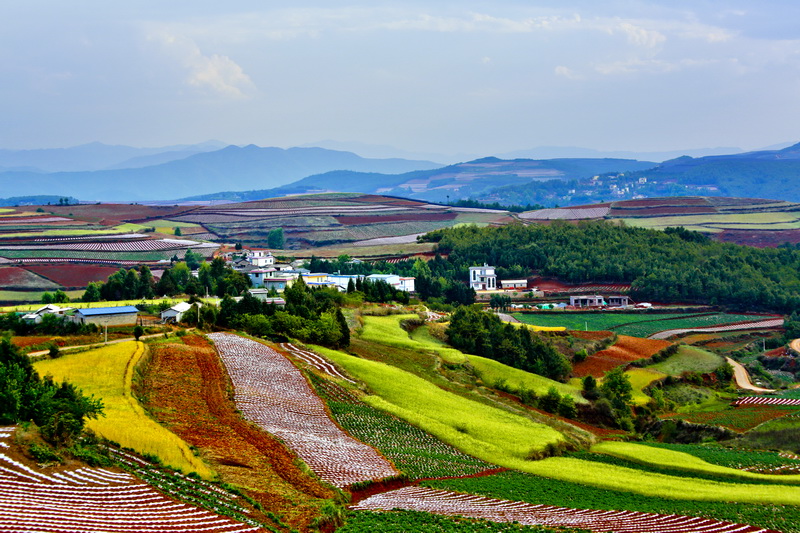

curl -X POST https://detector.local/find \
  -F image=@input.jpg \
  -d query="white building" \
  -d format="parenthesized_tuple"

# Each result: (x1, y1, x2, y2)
(501, 279, 527, 290)
(366, 274, 416, 293)
(160, 302, 200, 323)
(469, 264, 496, 291)
(247, 250, 275, 267)
(21, 304, 74, 324)
(569, 295, 606, 308)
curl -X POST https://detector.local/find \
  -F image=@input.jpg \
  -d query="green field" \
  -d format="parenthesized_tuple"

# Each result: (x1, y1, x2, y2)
(313, 345, 567, 462)
(427, 470, 800, 532)
(513, 312, 699, 331)
(624, 367, 666, 405)
(620, 212, 800, 231)
(469, 354, 585, 403)
(649, 345, 725, 375)
(591, 441, 800, 484)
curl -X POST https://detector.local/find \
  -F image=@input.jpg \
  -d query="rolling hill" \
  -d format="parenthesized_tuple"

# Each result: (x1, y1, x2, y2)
(0, 145, 440, 201)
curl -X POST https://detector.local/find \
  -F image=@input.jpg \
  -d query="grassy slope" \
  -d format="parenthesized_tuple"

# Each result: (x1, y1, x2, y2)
(320, 314, 800, 507)
(34, 341, 214, 478)
(315, 344, 566, 461)
(650, 345, 725, 375)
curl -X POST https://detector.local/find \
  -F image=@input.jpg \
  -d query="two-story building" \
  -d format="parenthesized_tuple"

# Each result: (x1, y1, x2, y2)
(469, 264, 497, 291)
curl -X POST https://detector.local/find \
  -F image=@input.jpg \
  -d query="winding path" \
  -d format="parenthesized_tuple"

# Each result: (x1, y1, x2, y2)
(725, 357, 775, 393)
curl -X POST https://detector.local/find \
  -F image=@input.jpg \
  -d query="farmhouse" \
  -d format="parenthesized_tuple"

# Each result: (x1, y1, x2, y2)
(569, 295, 606, 308)
(366, 274, 416, 293)
(160, 302, 201, 323)
(327, 274, 362, 291)
(71, 306, 139, 326)
(247, 289, 286, 305)
(469, 264, 497, 291)
(501, 279, 528, 290)
(21, 304, 74, 324)
(607, 295, 630, 307)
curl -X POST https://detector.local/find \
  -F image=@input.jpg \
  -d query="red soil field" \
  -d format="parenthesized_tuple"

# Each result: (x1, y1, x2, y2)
(0, 266, 60, 289)
(140, 335, 333, 530)
(349, 194, 426, 206)
(529, 277, 632, 293)
(715, 229, 800, 248)
(608, 206, 718, 216)
(25, 264, 119, 287)
(569, 330, 614, 341)
(611, 197, 712, 208)
(706, 196, 782, 207)
(45, 204, 198, 223)
(335, 212, 457, 225)
(572, 335, 671, 378)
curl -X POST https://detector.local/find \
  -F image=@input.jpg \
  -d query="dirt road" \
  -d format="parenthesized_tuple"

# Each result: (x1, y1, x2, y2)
(725, 356, 775, 393)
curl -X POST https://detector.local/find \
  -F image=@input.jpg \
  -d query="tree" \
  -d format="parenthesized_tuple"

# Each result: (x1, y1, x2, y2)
(133, 325, 144, 341)
(53, 290, 70, 304)
(82, 282, 101, 303)
(174, 226, 182, 236)
(40, 292, 54, 304)
(267, 228, 285, 249)
(183, 249, 202, 270)
(335, 308, 350, 348)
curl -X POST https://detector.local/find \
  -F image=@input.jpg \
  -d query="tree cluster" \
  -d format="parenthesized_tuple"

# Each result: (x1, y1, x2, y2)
(421, 220, 800, 313)
(213, 277, 351, 349)
(446, 305, 571, 381)
(83, 256, 250, 302)
(0, 339, 103, 447)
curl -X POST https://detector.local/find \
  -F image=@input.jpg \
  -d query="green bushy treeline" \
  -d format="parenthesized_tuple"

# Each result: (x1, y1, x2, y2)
(447, 305, 571, 381)
(221, 277, 351, 348)
(421, 221, 800, 313)
(83, 256, 249, 301)
(0, 339, 102, 446)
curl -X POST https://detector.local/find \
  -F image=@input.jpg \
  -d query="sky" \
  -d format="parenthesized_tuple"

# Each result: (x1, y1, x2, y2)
(2, 1, 800, 157)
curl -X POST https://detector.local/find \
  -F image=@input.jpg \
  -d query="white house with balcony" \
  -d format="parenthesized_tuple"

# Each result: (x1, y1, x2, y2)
(469, 264, 497, 291)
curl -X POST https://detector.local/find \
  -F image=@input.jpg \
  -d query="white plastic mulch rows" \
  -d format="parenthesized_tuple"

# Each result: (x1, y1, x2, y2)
(351, 486, 777, 533)
(0, 426, 259, 533)
(734, 396, 800, 407)
(280, 342, 356, 383)
(648, 318, 784, 340)
(208, 333, 399, 488)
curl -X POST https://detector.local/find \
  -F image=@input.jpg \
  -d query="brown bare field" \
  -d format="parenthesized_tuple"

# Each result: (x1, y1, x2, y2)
(45, 204, 198, 223)
(0, 266, 61, 289)
(335, 212, 457, 225)
(569, 330, 614, 341)
(25, 264, 118, 288)
(572, 335, 671, 378)
(139, 335, 334, 531)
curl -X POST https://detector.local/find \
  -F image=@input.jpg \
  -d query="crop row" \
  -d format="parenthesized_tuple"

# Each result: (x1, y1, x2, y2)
(734, 396, 800, 407)
(0, 239, 204, 252)
(0, 427, 259, 533)
(351, 486, 775, 533)
(425, 471, 799, 533)
(648, 318, 784, 339)
(662, 405, 797, 432)
(209, 333, 399, 488)
(280, 342, 356, 383)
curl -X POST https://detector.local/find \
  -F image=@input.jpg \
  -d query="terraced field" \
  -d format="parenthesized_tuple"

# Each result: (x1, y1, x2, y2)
(0, 427, 259, 533)
(352, 486, 776, 533)
(209, 333, 399, 488)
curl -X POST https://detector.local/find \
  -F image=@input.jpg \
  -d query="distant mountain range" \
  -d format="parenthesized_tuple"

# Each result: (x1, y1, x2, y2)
(0, 145, 440, 201)
(4, 140, 800, 205)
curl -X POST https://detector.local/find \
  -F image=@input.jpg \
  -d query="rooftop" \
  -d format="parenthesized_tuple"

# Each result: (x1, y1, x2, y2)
(77, 306, 139, 316)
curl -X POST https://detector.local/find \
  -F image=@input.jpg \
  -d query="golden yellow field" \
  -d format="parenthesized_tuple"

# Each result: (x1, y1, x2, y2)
(34, 341, 214, 478)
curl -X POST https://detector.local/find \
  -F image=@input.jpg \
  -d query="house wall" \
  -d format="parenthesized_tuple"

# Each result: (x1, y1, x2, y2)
(78, 313, 138, 326)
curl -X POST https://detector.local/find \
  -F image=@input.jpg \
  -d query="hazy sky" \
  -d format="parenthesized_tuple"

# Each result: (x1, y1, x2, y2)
(3, 1, 800, 156)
